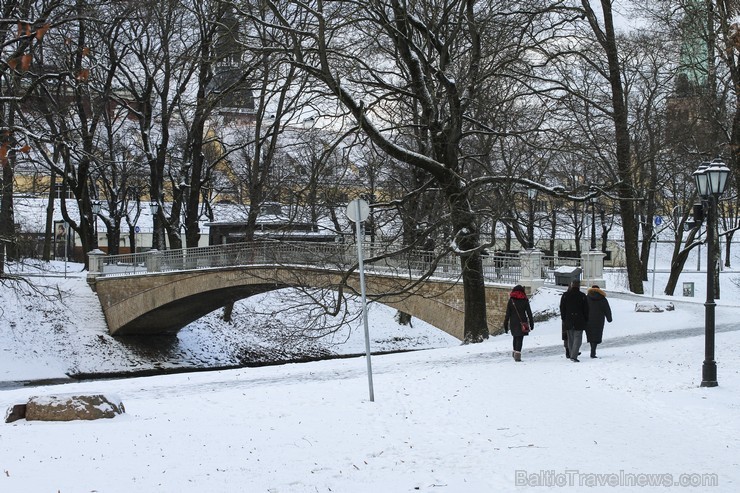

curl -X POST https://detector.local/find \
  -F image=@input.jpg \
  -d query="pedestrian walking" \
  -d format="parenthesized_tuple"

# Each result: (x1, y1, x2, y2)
(586, 285, 613, 358)
(559, 280, 589, 362)
(503, 284, 534, 362)
(422, 236, 435, 268)
(493, 251, 504, 279)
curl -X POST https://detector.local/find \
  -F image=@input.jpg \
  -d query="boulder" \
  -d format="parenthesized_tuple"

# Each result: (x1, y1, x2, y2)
(5, 404, 27, 423)
(635, 303, 663, 312)
(24, 394, 125, 422)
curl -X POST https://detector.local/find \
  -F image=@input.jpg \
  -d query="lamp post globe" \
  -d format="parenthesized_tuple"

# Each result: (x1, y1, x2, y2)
(706, 158, 731, 196)
(693, 162, 710, 198)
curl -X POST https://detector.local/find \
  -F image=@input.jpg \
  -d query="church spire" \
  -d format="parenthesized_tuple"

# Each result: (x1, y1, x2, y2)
(677, 0, 709, 93)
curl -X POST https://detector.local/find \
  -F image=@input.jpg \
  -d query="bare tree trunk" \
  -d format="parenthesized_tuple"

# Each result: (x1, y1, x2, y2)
(223, 302, 234, 323)
(665, 225, 700, 295)
(129, 227, 136, 254)
(640, 223, 653, 282)
(0, 151, 16, 260)
(447, 186, 488, 342)
(725, 231, 734, 268)
(43, 170, 57, 261)
(549, 208, 557, 256)
(582, 1, 643, 293)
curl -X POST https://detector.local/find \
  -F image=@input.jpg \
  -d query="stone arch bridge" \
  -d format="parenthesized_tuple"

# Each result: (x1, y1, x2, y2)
(87, 241, 569, 340)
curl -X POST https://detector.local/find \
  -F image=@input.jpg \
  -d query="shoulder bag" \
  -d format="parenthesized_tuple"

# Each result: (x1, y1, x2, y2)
(512, 299, 531, 334)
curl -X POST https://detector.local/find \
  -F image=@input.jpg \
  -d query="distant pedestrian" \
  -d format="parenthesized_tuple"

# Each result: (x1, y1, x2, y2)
(493, 251, 504, 279)
(503, 284, 534, 362)
(559, 280, 589, 362)
(422, 236, 435, 268)
(586, 285, 613, 358)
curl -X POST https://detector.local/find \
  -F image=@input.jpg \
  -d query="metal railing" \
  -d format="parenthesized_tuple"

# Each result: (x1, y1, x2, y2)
(481, 252, 521, 284)
(541, 255, 582, 285)
(90, 241, 523, 285)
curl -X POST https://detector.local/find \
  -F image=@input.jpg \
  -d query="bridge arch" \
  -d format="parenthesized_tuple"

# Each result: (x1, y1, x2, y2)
(92, 265, 512, 340)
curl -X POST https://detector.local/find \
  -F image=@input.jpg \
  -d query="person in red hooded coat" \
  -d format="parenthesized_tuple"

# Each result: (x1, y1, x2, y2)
(502, 285, 534, 362)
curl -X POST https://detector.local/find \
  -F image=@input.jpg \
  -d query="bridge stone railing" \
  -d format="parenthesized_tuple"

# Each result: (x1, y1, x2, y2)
(86, 241, 525, 285)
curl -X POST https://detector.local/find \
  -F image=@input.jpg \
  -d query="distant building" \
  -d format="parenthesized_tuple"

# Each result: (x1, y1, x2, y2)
(206, 202, 336, 244)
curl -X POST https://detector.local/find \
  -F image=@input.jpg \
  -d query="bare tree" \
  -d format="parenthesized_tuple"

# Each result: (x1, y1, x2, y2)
(1, 0, 74, 261)
(115, 0, 229, 249)
(634, 0, 737, 294)
(249, 0, 576, 342)
(539, 2, 646, 292)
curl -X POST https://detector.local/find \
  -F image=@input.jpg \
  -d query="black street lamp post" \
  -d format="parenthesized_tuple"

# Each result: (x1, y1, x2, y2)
(91, 200, 101, 242)
(150, 201, 161, 250)
(527, 188, 537, 249)
(590, 197, 597, 251)
(693, 158, 730, 388)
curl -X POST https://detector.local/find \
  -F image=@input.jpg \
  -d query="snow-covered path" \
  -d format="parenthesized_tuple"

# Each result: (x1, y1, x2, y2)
(1, 324, 738, 493)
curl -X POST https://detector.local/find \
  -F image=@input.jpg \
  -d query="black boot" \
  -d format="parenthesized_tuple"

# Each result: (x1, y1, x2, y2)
(590, 342, 598, 359)
(565, 342, 570, 359)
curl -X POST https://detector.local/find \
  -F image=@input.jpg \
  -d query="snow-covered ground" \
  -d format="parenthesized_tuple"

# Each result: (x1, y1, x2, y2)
(1, 257, 739, 492)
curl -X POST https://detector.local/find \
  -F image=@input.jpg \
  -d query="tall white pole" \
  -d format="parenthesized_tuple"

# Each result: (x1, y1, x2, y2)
(651, 233, 658, 297)
(697, 243, 701, 272)
(354, 200, 375, 402)
(64, 222, 68, 279)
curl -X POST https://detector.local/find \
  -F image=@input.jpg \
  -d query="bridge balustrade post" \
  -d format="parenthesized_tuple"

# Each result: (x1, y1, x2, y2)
(581, 250, 607, 288)
(146, 249, 162, 273)
(86, 249, 106, 287)
(519, 249, 545, 293)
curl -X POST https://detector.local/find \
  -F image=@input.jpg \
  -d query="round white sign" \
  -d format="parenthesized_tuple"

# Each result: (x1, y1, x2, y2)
(346, 198, 370, 223)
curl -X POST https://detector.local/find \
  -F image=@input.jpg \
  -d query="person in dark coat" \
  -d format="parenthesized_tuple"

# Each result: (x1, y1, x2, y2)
(561, 319, 569, 359)
(586, 285, 613, 358)
(559, 280, 589, 362)
(422, 236, 435, 268)
(502, 285, 534, 362)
